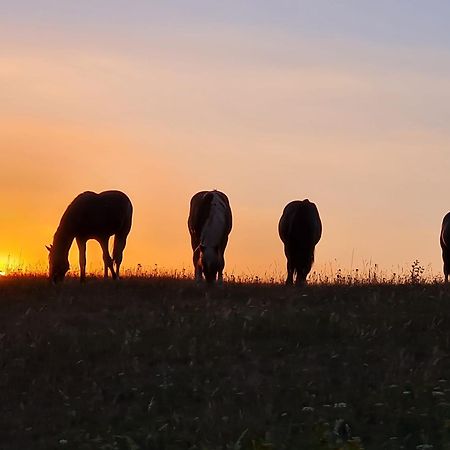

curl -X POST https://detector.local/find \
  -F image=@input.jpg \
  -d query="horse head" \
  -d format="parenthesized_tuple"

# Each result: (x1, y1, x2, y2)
(296, 269, 308, 285)
(46, 244, 70, 283)
(200, 244, 222, 283)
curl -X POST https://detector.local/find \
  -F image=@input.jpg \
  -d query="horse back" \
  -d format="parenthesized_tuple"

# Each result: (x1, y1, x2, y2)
(279, 200, 322, 248)
(188, 190, 232, 246)
(60, 190, 133, 238)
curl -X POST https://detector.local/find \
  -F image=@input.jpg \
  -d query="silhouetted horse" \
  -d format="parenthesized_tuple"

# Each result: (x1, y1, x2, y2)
(47, 190, 133, 283)
(279, 199, 322, 285)
(188, 190, 232, 283)
(440, 212, 450, 282)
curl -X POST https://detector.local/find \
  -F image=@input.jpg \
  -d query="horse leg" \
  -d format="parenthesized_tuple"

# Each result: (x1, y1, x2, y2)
(285, 256, 294, 285)
(216, 266, 224, 285)
(76, 238, 87, 282)
(99, 237, 117, 279)
(193, 247, 202, 282)
(284, 245, 294, 285)
(217, 251, 225, 285)
(194, 261, 203, 282)
(443, 249, 450, 283)
(112, 234, 127, 279)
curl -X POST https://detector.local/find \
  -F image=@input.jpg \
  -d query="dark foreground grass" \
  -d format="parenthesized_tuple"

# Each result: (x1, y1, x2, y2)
(1, 277, 450, 450)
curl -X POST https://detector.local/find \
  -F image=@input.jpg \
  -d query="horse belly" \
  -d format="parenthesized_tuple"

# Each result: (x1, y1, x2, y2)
(77, 216, 121, 239)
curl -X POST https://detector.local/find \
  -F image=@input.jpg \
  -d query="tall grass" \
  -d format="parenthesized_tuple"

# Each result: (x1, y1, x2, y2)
(1, 258, 442, 285)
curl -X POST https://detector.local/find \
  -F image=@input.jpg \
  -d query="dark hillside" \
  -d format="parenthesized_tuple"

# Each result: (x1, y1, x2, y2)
(1, 277, 450, 449)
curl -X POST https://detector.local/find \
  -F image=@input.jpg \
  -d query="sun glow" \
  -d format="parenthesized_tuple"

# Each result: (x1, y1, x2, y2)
(0, 254, 24, 275)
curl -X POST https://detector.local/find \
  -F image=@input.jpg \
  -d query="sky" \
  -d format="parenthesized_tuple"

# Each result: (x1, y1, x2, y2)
(1, 1, 450, 278)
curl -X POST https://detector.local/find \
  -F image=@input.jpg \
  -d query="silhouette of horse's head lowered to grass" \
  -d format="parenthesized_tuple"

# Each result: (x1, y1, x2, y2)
(47, 190, 133, 283)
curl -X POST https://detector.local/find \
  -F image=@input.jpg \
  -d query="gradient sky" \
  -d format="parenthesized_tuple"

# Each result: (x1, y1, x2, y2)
(1, 1, 450, 278)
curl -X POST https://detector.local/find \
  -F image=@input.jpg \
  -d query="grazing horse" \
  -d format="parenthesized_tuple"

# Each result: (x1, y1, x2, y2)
(278, 199, 322, 285)
(440, 212, 450, 282)
(47, 190, 133, 283)
(188, 190, 232, 283)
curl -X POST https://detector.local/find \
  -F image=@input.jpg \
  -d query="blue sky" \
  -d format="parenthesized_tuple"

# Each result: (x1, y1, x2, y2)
(3, 1, 450, 46)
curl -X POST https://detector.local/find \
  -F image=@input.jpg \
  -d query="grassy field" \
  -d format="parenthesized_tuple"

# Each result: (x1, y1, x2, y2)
(2, 276, 450, 450)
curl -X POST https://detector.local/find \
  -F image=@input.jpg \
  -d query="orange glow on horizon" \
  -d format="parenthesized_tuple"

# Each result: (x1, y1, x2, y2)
(0, 114, 448, 279)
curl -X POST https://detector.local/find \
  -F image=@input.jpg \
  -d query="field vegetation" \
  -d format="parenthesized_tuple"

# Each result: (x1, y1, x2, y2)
(1, 269, 450, 450)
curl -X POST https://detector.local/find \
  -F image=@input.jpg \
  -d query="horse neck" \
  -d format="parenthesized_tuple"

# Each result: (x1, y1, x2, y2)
(53, 228, 74, 257)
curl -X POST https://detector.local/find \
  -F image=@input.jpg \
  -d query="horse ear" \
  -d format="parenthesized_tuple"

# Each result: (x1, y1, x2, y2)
(45, 245, 52, 252)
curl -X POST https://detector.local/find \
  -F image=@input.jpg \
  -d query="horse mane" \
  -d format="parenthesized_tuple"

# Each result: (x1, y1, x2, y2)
(54, 192, 90, 239)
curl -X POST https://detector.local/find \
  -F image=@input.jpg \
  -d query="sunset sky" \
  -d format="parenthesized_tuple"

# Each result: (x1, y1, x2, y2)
(1, 1, 450, 278)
